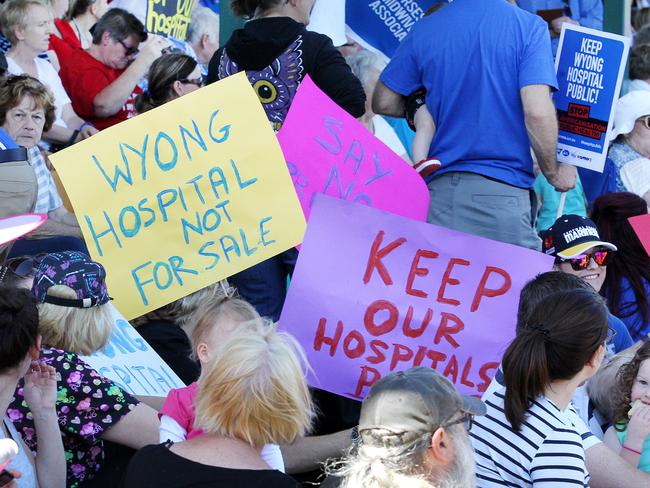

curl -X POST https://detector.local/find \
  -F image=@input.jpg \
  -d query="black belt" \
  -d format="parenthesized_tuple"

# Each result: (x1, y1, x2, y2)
(0, 148, 28, 164)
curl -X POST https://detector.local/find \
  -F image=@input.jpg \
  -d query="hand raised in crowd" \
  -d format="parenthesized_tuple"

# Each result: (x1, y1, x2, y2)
(23, 362, 57, 414)
(547, 163, 577, 192)
(551, 16, 579, 35)
(626, 404, 650, 453)
(139, 35, 171, 64)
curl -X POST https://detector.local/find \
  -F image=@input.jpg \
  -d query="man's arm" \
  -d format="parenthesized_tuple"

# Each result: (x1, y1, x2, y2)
(281, 429, 352, 474)
(520, 84, 576, 191)
(93, 36, 168, 117)
(43, 124, 77, 145)
(372, 80, 407, 118)
(586, 442, 650, 488)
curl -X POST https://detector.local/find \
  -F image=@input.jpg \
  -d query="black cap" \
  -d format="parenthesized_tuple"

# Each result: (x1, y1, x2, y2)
(541, 214, 617, 258)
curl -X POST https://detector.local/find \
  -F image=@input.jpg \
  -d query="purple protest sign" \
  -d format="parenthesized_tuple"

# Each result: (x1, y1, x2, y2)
(277, 76, 429, 223)
(279, 195, 554, 399)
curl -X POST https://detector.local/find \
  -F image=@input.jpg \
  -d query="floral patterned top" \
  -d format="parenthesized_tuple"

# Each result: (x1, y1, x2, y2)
(7, 346, 139, 488)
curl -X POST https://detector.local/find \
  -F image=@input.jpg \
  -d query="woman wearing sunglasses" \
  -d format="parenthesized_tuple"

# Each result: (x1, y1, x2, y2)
(607, 91, 650, 204)
(542, 214, 635, 352)
(135, 54, 202, 114)
(591, 192, 650, 342)
(472, 288, 609, 487)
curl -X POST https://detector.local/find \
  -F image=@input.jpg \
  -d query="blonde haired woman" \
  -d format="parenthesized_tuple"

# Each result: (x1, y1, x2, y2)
(123, 320, 314, 487)
(9, 251, 159, 488)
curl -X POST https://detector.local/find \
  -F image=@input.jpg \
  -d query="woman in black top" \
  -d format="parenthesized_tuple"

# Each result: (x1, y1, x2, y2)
(121, 319, 314, 488)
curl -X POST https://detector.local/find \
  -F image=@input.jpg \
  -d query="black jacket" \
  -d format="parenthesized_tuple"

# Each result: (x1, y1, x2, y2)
(207, 17, 365, 124)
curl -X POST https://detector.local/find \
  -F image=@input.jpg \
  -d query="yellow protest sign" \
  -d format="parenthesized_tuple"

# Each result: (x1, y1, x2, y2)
(146, 0, 194, 40)
(51, 72, 306, 319)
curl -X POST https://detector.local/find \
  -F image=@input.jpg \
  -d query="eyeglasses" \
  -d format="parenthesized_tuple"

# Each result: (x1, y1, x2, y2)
(178, 77, 204, 88)
(0, 254, 45, 283)
(441, 413, 474, 431)
(117, 38, 139, 57)
(557, 250, 612, 271)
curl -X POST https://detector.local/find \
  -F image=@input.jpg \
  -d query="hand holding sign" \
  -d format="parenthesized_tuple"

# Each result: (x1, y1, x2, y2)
(547, 163, 577, 192)
(279, 195, 554, 399)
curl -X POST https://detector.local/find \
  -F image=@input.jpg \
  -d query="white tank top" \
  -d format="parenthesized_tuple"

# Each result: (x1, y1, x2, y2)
(2, 417, 36, 488)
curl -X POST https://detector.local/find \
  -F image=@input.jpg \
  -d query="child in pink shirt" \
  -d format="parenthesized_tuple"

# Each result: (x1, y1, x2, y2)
(158, 297, 285, 471)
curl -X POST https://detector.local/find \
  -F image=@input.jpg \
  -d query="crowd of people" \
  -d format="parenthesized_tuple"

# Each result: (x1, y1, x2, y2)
(0, 0, 648, 487)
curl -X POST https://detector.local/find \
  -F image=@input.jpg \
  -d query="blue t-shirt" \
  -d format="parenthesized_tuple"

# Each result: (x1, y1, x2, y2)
(380, 0, 557, 189)
(384, 116, 415, 160)
(533, 172, 587, 233)
(608, 313, 634, 355)
(613, 277, 650, 342)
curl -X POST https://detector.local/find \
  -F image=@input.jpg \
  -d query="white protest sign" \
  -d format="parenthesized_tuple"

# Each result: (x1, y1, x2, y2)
(82, 308, 185, 397)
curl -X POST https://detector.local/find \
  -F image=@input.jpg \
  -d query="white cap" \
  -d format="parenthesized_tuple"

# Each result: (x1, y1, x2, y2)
(609, 90, 650, 142)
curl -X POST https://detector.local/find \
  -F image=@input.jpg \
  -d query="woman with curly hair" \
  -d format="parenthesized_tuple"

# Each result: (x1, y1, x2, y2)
(591, 192, 650, 340)
(604, 342, 650, 472)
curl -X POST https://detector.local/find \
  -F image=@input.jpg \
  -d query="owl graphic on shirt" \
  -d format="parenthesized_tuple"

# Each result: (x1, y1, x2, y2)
(217, 36, 305, 131)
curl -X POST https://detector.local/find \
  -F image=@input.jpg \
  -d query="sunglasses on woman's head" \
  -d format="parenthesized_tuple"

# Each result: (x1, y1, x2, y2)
(556, 250, 611, 271)
(0, 253, 46, 283)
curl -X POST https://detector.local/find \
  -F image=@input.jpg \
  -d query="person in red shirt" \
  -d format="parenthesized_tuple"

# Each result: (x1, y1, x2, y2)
(58, 8, 168, 130)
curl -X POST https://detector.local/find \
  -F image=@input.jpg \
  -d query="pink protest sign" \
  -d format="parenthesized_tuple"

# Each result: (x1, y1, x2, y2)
(630, 214, 650, 257)
(279, 195, 554, 399)
(277, 76, 429, 223)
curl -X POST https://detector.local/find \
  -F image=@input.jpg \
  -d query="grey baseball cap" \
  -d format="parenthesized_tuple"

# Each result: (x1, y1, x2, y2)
(359, 367, 486, 440)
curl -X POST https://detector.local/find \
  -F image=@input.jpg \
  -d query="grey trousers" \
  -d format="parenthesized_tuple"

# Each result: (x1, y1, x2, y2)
(427, 172, 541, 251)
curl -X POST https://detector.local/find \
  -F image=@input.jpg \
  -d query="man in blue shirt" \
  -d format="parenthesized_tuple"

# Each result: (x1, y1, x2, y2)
(373, 0, 576, 250)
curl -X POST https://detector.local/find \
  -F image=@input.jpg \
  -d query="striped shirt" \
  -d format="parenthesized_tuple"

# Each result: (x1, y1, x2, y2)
(471, 387, 590, 487)
(484, 366, 603, 444)
(29, 146, 62, 214)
